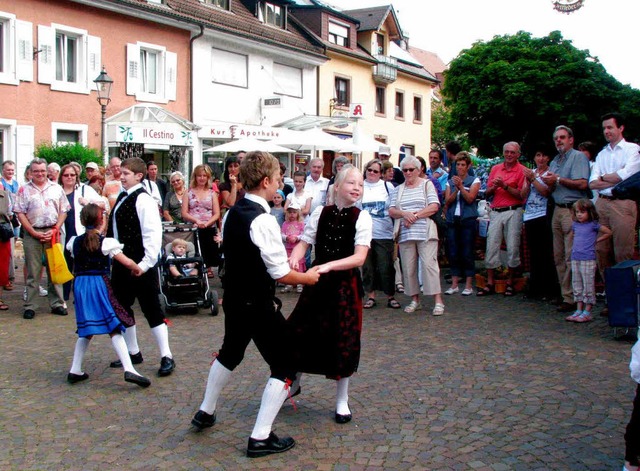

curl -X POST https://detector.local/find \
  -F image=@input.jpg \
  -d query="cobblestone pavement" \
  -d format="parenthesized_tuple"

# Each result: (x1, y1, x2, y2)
(0, 271, 636, 470)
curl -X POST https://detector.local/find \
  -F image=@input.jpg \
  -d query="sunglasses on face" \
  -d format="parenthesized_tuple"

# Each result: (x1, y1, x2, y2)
(402, 168, 417, 173)
(366, 168, 380, 174)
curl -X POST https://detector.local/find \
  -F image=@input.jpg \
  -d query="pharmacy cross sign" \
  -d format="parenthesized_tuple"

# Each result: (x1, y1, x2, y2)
(551, 0, 585, 14)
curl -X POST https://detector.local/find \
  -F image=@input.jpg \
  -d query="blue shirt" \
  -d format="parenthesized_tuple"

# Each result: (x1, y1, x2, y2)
(571, 221, 600, 261)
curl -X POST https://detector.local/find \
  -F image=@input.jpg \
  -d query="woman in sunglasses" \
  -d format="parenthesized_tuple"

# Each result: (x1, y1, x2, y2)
(360, 159, 400, 309)
(389, 156, 444, 315)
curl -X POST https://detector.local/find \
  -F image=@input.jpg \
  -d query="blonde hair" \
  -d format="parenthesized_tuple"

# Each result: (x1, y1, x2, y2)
(171, 238, 188, 249)
(190, 164, 212, 189)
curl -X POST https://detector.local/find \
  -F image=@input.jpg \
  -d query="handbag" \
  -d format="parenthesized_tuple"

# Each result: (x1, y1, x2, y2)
(0, 221, 13, 242)
(45, 228, 74, 284)
(612, 170, 640, 200)
(392, 184, 405, 242)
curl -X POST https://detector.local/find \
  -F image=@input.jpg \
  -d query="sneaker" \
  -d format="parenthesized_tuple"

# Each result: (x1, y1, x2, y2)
(444, 287, 459, 295)
(296, 284, 303, 293)
(281, 285, 292, 293)
(404, 301, 421, 313)
(39, 286, 48, 297)
(575, 311, 593, 323)
(565, 310, 582, 322)
(22, 288, 27, 301)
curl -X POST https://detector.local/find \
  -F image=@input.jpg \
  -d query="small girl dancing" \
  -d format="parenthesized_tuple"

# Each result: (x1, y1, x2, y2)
(281, 202, 306, 293)
(66, 203, 151, 387)
(565, 199, 611, 323)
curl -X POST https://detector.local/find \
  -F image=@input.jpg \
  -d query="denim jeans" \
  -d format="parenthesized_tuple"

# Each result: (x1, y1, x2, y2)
(446, 217, 476, 279)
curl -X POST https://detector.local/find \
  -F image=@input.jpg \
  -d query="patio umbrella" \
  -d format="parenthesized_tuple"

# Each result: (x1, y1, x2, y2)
(271, 129, 348, 152)
(203, 137, 293, 153)
(338, 135, 386, 153)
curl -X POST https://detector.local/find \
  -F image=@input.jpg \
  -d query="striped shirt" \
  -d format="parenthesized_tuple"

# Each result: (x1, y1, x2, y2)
(389, 179, 440, 243)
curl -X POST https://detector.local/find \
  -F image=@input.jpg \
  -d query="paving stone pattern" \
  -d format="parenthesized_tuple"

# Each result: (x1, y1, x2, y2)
(0, 274, 635, 470)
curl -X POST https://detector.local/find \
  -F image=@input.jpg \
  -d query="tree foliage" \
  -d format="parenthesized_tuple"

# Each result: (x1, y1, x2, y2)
(442, 31, 640, 157)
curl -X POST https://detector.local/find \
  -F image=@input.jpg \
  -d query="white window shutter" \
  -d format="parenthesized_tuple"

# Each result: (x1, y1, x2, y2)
(15, 20, 33, 82)
(37, 25, 55, 84)
(16, 125, 35, 165)
(87, 35, 101, 90)
(165, 50, 177, 102)
(126, 43, 140, 96)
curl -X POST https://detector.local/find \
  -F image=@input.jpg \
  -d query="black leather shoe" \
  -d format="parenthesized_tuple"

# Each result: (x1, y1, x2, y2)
(110, 352, 144, 368)
(191, 410, 216, 430)
(158, 356, 175, 376)
(67, 372, 89, 384)
(51, 306, 68, 316)
(335, 411, 352, 424)
(23, 309, 35, 320)
(124, 371, 151, 388)
(247, 432, 295, 458)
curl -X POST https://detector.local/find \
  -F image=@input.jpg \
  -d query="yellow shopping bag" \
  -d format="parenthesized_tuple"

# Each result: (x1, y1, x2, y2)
(45, 228, 74, 285)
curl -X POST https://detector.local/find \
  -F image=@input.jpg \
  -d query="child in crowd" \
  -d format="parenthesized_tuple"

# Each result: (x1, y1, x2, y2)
(66, 204, 150, 387)
(565, 199, 611, 323)
(285, 170, 312, 222)
(271, 189, 285, 226)
(167, 238, 198, 278)
(281, 202, 306, 293)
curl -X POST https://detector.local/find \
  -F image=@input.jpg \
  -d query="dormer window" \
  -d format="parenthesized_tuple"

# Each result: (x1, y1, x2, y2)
(202, 0, 229, 9)
(375, 33, 385, 55)
(258, 2, 286, 28)
(328, 21, 349, 47)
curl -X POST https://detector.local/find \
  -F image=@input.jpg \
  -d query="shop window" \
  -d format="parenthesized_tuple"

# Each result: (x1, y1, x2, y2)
(0, 12, 32, 85)
(273, 62, 302, 98)
(258, 2, 286, 28)
(38, 23, 100, 94)
(126, 42, 177, 103)
(335, 77, 350, 107)
(211, 48, 248, 88)
(328, 21, 349, 47)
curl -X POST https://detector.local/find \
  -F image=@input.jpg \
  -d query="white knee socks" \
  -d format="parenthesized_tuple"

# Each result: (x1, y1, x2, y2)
(122, 325, 140, 355)
(251, 378, 289, 440)
(199, 360, 232, 414)
(336, 377, 350, 416)
(70, 337, 91, 375)
(151, 323, 172, 359)
(111, 334, 141, 375)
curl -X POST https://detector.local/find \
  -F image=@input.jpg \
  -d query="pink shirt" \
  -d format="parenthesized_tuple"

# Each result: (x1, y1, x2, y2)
(487, 162, 526, 208)
(14, 180, 70, 228)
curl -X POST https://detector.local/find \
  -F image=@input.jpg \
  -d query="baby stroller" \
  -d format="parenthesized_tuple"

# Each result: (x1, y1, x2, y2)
(158, 222, 219, 315)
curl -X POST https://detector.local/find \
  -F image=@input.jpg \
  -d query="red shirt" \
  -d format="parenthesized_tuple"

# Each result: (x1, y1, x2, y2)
(487, 162, 526, 208)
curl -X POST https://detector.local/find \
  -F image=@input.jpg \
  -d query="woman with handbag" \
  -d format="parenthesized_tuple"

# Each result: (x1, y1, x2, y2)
(389, 156, 445, 315)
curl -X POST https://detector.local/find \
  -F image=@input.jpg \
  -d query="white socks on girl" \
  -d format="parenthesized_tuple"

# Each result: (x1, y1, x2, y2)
(336, 377, 351, 416)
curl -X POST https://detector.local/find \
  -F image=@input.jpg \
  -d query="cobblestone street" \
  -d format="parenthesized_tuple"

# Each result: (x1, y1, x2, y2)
(0, 272, 635, 470)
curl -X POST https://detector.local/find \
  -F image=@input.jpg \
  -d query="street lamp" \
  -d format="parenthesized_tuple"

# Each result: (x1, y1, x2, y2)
(93, 66, 113, 159)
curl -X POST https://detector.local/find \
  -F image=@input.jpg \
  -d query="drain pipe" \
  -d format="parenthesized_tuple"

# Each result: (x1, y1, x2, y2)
(190, 24, 205, 123)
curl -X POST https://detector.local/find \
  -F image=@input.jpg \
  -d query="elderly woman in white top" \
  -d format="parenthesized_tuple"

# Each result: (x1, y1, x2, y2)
(389, 156, 444, 315)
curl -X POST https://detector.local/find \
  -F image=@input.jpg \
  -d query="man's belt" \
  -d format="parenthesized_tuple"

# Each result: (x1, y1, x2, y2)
(555, 203, 573, 209)
(492, 205, 522, 213)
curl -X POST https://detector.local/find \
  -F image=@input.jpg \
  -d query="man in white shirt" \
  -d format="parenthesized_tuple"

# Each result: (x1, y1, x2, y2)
(304, 158, 329, 214)
(589, 112, 640, 282)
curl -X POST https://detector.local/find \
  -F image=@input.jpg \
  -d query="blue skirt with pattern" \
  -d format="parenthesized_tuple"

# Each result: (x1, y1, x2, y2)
(73, 275, 125, 337)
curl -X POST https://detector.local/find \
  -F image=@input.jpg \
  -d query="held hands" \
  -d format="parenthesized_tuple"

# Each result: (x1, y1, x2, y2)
(541, 172, 557, 186)
(523, 167, 535, 182)
(305, 266, 321, 283)
(403, 210, 418, 225)
(452, 175, 462, 189)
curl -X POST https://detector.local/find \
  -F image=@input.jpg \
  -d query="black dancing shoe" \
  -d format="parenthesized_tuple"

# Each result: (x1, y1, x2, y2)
(51, 306, 68, 316)
(158, 356, 175, 376)
(67, 372, 89, 384)
(109, 351, 144, 368)
(124, 371, 151, 388)
(335, 411, 352, 424)
(191, 410, 216, 430)
(247, 432, 295, 458)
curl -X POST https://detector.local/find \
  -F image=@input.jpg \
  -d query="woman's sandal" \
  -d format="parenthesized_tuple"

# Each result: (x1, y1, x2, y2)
(387, 298, 401, 309)
(363, 298, 377, 309)
(476, 285, 495, 297)
(0, 300, 8, 311)
(503, 285, 515, 297)
(395, 283, 405, 294)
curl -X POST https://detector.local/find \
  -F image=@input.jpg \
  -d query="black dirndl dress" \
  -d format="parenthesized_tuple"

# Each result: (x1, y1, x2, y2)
(287, 205, 363, 380)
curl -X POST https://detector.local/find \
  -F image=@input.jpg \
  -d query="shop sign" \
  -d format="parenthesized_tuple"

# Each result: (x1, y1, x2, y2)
(115, 125, 193, 146)
(198, 124, 282, 140)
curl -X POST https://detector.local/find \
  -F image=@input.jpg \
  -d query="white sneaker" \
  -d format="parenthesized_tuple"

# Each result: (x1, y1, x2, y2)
(39, 286, 48, 297)
(444, 287, 459, 295)
(404, 301, 421, 313)
(23, 288, 27, 301)
(296, 284, 303, 293)
(281, 285, 292, 293)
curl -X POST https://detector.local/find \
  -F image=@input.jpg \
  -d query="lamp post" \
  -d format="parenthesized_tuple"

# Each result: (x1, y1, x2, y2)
(93, 66, 113, 160)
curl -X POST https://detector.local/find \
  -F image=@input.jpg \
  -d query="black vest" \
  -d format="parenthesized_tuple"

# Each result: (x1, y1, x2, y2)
(72, 234, 110, 275)
(223, 198, 274, 303)
(107, 187, 146, 263)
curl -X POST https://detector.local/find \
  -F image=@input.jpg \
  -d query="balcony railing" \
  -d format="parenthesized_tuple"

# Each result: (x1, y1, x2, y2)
(372, 55, 397, 84)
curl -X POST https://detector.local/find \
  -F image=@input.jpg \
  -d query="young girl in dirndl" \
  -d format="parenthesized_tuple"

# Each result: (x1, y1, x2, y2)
(287, 165, 372, 423)
(66, 204, 150, 387)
